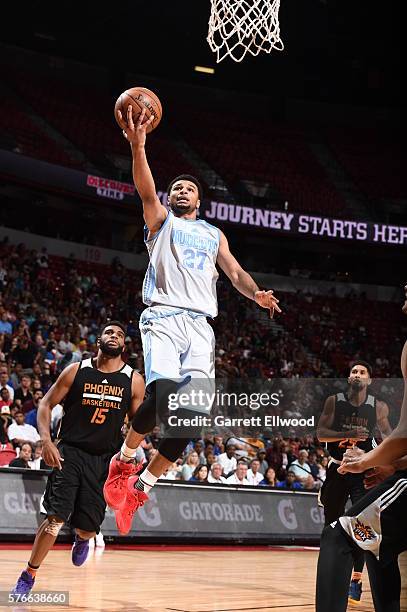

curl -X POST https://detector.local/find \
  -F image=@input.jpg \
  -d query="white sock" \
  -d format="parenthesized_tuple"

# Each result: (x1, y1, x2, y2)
(119, 443, 138, 463)
(135, 469, 158, 493)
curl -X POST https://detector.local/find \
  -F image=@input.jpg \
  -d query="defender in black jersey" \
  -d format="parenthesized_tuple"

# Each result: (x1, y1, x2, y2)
(11, 322, 145, 597)
(316, 288, 407, 611)
(317, 361, 392, 604)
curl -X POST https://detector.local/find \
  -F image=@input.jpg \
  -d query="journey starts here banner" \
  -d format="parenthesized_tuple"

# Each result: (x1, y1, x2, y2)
(0, 150, 404, 248)
(200, 200, 407, 246)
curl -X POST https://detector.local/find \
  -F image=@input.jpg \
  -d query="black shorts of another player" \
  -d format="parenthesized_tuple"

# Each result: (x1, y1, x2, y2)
(42, 443, 112, 533)
(319, 460, 367, 525)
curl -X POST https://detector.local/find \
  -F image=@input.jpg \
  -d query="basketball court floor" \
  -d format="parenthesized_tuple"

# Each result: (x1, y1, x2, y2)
(2, 545, 405, 611)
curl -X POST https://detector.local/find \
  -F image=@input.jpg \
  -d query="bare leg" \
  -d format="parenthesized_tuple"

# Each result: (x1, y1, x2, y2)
(29, 516, 64, 567)
(75, 528, 96, 540)
(123, 426, 145, 451)
(146, 452, 173, 477)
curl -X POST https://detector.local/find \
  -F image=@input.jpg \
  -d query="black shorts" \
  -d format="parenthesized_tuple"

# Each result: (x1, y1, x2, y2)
(338, 471, 407, 560)
(319, 461, 367, 524)
(42, 443, 111, 533)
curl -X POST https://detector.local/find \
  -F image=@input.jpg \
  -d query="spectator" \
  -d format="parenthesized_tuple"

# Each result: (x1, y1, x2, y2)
(218, 444, 237, 477)
(259, 467, 277, 486)
(0, 388, 12, 410)
(0, 369, 14, 400)
(257, 449, 269, 474)
(317, 455, 329, 482)
(246, 458, 264, 486)
(9, 363, 23, 390)
(0, 313, 12, 335)
(28, 441, 47, 470)
(208, 462, 227, 484)
(277, 470, 303, 490)
(308, 450, 320, 480)
(189, 464, 208, 483)
(242, 435, 265, 458)
(213, 435, 224, 455)
(0, 441, 17, 466)
(289, 449, 313, 487)
(1, 405, 12, 443)
(226, 461, 249, 485)
(181, 451, 200, 481)
(0, 260, 8, 292)
(24, 390, 44, 430)
(36, 247, 49, 269)
(8, 442, 32, 469)
(31, 378, 43, 393)
(58, 332, 74, 355)
(194, 440, 207, 464)
(10, 336, 38, 370)
(7, 410, 40, 447)
(205, 451, 216, 470)
(14, 374, 33, 407)
(224, 436, 249, 459)
(40, 363, 53, 393)
(266, 439, 284, 474)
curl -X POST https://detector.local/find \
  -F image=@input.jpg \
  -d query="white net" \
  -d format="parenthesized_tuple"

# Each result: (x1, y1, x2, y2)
(207, 0, 284, 63)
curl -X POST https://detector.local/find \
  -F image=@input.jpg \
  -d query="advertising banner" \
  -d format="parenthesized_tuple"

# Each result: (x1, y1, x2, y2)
(0, 471, 323, 543)
(2, 149, 407, 246)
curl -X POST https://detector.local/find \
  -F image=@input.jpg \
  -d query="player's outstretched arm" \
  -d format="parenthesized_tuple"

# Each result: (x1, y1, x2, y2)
(217, 232, 281, 318)
(37, 363, 80, 469)
(119, 105, 167, 234)
(376, 400, 392, 438)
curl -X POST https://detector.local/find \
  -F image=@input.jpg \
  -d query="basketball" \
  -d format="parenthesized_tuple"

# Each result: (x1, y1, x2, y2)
(114, 87, 162, 133)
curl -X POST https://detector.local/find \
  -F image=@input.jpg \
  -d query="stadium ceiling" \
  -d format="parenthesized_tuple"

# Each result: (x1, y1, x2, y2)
(1, 0, 403, 105)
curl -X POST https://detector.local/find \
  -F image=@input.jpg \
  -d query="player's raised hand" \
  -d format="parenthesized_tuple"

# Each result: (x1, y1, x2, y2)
(119, 106, 155, 147)
(254, 289, 282, 318)
(42, 440, 64, 470)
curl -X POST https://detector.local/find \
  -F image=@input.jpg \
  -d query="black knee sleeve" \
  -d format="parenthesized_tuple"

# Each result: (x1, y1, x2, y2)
(131, 380, 180, 435)
(157, 407, 206, 462)
(131, 379, 206, 460)
(157, 437, 190, 463)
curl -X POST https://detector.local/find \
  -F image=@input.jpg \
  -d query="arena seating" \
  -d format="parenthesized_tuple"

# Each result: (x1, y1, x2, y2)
(170, 104, 348, 216)
(325, 125, 406, 200)
(1, 68, 201, 187)
(0, 240, 404, 486)
(0, 98, 80, 168)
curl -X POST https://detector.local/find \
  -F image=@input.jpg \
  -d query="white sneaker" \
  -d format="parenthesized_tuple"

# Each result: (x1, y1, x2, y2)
(95, 531, 105, 547)
(88, 537, 95, 549)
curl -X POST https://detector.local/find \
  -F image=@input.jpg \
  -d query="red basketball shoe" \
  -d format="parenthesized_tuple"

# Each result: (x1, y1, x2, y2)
(115, 475, 149, 535)
(103, 454, 142, 510)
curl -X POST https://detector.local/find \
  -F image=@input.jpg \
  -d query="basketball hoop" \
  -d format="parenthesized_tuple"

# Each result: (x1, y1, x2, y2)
(207, 0, 284, 63)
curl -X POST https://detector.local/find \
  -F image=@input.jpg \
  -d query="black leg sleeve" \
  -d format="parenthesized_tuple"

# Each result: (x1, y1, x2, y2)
(316, 523, 354, 612)
(365, 552, 401, 612)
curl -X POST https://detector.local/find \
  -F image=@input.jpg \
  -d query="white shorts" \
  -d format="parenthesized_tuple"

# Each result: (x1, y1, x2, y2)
(140, 306, 215, 387)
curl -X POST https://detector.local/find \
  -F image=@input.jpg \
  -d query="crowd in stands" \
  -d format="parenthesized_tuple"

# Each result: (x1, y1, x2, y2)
(0, 237, 404, 489)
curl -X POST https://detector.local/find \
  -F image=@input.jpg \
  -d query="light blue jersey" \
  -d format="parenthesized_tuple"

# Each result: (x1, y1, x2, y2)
(142, 211, 220, 318)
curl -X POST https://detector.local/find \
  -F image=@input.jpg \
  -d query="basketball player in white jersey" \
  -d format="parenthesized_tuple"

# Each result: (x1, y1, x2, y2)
(104, 105, 281, 534)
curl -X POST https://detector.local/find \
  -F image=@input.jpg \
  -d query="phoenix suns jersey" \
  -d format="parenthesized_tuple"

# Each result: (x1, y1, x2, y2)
(327, 392, 377, 461)
(58, 358, 133, 455)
